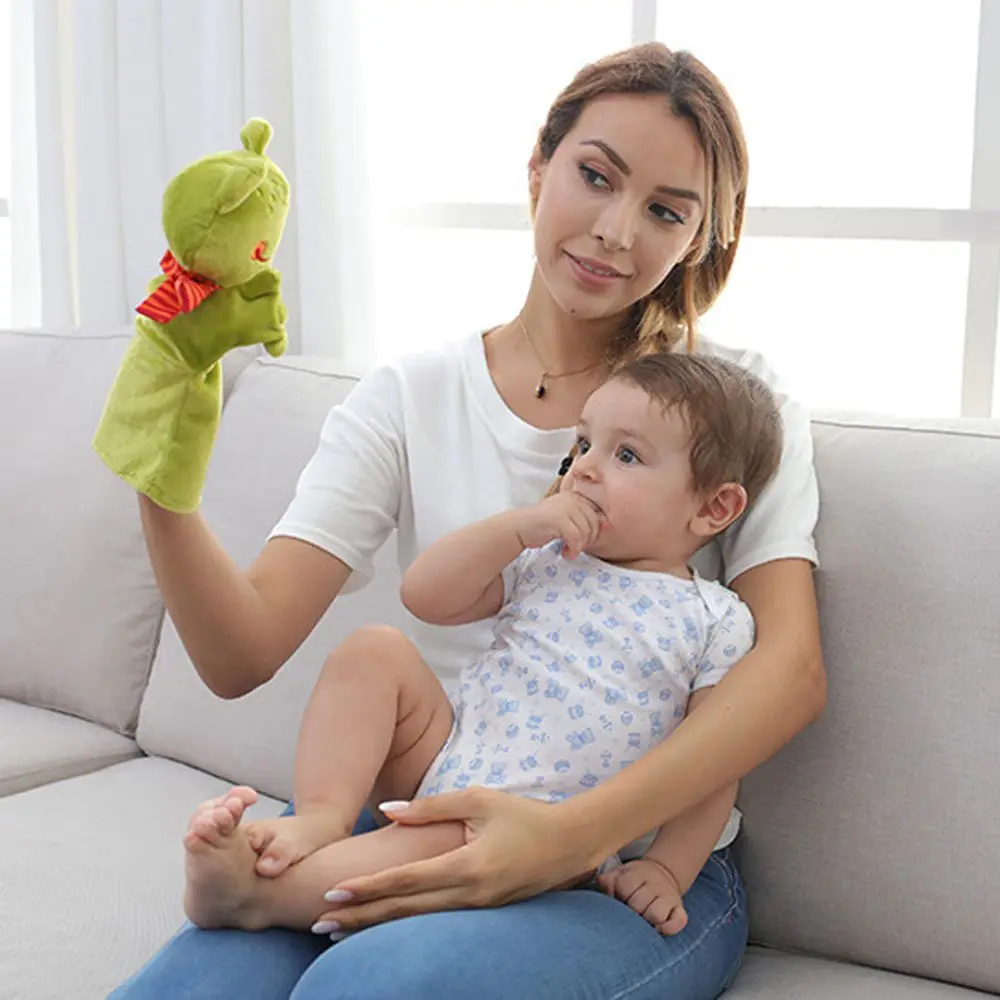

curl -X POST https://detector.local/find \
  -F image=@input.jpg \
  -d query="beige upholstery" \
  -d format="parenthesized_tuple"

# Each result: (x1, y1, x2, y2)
(0, 330, 163, 732)
(737, 414, 1000, 994)
(729, 948, 994, 999)
(2, 338, 998, 999)
(136, 357, 410, 801)
(0, 757, 285, 1000)
(0, 699, 139, 795)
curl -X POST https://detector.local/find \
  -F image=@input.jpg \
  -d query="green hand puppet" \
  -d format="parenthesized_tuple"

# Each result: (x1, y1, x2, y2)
(93, 117, 290, 513)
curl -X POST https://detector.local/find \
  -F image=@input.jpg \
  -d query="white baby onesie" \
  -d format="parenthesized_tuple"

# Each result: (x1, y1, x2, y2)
(416, 541, 755, 856)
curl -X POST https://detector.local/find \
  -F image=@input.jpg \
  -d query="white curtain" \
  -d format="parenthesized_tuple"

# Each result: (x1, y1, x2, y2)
(10, 0, 374, 360)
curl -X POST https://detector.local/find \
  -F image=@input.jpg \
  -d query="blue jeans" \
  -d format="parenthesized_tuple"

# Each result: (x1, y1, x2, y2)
(109, 806, 748, 999)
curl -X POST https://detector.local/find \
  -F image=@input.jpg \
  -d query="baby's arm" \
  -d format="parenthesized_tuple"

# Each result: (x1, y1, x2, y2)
(598, 689, 737, 936)
(643, 784, 738, 892)
(401, 491, 602, 626)
(400, 511, 524, 626)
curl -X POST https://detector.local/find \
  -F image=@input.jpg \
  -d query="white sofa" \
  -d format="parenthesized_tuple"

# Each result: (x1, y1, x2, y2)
(1, 327, 998, 1000)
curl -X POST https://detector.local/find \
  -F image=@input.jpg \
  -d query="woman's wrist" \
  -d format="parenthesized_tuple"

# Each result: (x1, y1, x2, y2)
(553, 794, 628, 871)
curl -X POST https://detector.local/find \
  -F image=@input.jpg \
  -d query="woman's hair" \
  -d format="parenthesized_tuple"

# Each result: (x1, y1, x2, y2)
(532, 42, 749, 364)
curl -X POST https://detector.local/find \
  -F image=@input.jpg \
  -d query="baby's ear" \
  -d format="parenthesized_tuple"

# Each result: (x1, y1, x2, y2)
(217, 162, 269, 215)
(692, 483, 748, 539)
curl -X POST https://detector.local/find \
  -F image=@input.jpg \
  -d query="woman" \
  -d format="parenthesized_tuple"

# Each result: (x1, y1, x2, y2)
(112, 41, 824, 1000)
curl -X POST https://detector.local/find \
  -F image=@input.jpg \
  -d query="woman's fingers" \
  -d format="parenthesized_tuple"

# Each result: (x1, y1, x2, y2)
(328, 848, 475, 905)
(314, 887, 470, 933)
(379, 788, 488, 826)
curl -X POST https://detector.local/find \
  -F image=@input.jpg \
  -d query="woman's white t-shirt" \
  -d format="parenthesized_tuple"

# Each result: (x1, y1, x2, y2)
(268, 331, 820, 845)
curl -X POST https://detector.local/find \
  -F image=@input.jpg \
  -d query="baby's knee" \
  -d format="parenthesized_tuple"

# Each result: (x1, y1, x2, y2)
(325, 625, 411, 673)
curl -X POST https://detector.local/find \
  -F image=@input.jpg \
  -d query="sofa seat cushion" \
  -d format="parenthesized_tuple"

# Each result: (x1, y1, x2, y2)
(729, 948, 994, 999)
(0, 756, 286, 1000)
(0, 698, 139, 796)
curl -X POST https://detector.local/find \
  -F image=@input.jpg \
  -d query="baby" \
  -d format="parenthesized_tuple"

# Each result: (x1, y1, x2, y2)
(181, 352, 783, 938)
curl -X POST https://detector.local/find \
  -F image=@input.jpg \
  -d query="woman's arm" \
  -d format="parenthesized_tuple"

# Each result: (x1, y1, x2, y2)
(140, 498, 351, 699)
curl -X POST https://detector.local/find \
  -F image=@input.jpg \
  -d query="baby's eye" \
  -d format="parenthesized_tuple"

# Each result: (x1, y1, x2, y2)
(575, 436, 591, 455)
(579, 164, 611, 190)
(617, 446, 640, 465)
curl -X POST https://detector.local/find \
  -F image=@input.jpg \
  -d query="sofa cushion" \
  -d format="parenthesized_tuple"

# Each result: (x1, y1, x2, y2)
(0, 329, 164, 732)
(729, 948, 992, 999)
(0, 698, 139, 796)
(736, 414, 1000, 994)
(0, 756, 285, 1000)
(136, 357, 409, 800)
(0, 331, 266, 735)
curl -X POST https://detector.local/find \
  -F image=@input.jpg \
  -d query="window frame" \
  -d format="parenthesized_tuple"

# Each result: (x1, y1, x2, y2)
(392, 0, 1000, 418)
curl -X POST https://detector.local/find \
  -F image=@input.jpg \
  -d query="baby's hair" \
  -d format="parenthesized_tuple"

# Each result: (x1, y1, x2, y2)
(550, 354, 783, 512)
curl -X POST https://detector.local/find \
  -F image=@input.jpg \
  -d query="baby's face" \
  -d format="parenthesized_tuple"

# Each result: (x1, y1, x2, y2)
(562, 379, 702, 573)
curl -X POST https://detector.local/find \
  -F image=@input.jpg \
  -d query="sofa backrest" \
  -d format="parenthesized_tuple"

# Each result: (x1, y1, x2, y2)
(737, 413, 1000, 994)
(28, 330, 995, 993)
(135, 357, 409, 800)
(0, 330, 262, 733)
(0, 330, 166, 732)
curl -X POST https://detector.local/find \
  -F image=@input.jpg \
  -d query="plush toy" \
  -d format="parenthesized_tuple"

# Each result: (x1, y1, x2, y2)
(93, 118, 290, 513)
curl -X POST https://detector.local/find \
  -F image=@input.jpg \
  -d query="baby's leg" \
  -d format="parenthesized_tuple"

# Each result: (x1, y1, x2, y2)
(184, 797, 465, 932)
(246, 625, 453, 874)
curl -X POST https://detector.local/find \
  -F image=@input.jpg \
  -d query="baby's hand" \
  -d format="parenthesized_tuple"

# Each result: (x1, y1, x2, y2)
(514, 492, 604, 559)
(597, 858, 689, 936)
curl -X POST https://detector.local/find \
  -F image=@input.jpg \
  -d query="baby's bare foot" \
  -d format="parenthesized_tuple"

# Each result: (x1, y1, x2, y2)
(182, 786, 267, 930)
(246, 810, 352, 878)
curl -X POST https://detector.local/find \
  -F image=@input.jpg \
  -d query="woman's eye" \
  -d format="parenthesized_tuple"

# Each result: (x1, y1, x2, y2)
(579, 164, 611, 190)
(649, 202, 684, 225)
(617, 447, 640, 465)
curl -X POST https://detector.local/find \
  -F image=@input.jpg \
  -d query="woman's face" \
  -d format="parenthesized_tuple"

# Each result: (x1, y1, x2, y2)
(530, 93, 707, 322)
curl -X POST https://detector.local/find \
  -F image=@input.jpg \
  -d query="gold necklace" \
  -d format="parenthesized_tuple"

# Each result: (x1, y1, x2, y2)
(517, 317, 603, 399)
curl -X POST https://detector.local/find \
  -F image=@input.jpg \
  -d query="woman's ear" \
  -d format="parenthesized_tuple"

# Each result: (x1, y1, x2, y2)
(528, 143, 545, 203)
(690, 483, 747, 539)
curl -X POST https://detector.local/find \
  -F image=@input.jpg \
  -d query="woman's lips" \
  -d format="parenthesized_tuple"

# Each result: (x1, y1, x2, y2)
(565, 251, 628, 287)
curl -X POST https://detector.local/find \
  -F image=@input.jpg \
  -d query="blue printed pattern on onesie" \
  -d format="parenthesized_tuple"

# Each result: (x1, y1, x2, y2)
(416, 541, 754, 804)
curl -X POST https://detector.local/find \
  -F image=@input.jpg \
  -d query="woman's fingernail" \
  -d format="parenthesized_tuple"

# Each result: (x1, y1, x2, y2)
(378, 799, 411, 813)
(311, 920, 341, 934)
(324, 889, 354, 903)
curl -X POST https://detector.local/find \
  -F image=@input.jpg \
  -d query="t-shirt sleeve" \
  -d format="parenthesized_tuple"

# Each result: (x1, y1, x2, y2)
(501, 545, 546, 603)
(718, 365, 820, 586)
(692, 598, 756, 692)
(267, 364, 405, 592)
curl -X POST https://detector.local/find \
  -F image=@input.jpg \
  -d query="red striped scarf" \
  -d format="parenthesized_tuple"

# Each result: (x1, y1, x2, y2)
(136, 251, 220, 323)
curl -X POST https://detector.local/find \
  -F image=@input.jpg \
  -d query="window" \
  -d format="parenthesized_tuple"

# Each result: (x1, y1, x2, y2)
(364, 0, 1000, 418)
(0, 0, 11, 329)
(357, 0, 632, 361)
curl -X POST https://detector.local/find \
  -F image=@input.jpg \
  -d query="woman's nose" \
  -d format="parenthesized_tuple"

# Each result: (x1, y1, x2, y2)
(592, 198, 639, 253)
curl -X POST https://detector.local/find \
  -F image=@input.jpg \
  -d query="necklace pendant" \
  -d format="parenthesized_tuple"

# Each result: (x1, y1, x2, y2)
(535, 381, 547, 399)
